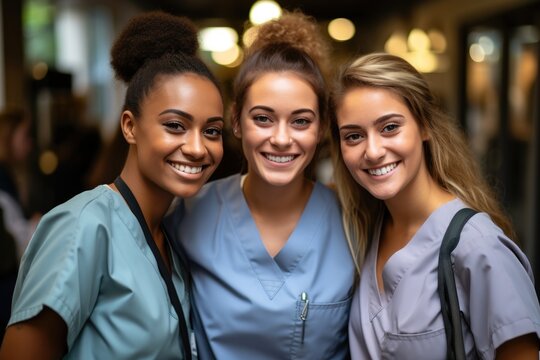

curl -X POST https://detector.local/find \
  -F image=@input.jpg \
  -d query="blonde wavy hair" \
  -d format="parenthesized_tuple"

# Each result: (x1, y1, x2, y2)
(330, 53, 515, 272)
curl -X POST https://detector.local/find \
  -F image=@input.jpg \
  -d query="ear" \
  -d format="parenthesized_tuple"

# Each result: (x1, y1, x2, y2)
(121, 110, 137, 145)
(232, 123, 242, 139)
(420, 125, 430, 142)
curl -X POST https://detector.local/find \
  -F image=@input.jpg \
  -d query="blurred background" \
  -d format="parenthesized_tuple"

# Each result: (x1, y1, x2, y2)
(0, 0, 538, 290)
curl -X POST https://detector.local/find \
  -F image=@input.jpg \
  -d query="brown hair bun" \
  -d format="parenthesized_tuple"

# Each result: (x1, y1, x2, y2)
(247, 11, 329, 70)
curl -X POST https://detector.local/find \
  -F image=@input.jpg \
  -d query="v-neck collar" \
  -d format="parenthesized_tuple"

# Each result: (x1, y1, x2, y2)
(225, 174, 323, 299)
(368, 198, 463, 309)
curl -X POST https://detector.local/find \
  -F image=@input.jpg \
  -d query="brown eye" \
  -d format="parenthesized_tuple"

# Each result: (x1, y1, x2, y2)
(292, 118, 311, 127)
(382, 123, 399, 133)
(204, 127, 223, 137)
(342, 132, 363, 143)
(164, 121, 185, 132)
(253, 115, 272, 124)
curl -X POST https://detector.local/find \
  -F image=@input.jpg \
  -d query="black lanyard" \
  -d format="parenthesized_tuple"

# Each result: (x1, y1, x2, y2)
(114, 177, 192, 360)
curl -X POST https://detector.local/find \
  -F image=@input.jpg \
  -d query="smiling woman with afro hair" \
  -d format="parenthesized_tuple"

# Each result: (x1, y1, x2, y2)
(0, 11, 224, 360)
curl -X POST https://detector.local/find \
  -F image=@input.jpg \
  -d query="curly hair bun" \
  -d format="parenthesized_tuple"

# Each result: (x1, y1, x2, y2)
(247, 10, 328, 69)
(111, 11, 199, 83)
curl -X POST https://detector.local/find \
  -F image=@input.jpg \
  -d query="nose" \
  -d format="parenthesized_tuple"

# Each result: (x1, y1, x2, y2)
(269, 122, 292, 147)
(182, 132, 206, 160)
(364, 135, 385, 162)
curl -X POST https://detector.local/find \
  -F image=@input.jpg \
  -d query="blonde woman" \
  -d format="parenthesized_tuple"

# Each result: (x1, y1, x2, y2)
(330, 53, 540, 359)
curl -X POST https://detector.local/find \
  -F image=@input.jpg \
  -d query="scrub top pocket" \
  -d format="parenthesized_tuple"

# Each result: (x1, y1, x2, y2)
(380, 328, 446, 360)
(289, 296, 352, 360)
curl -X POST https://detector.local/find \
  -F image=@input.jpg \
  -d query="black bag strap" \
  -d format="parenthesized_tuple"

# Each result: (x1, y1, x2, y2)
(438, 207, 477, 360)
(114, 177, 192, 360)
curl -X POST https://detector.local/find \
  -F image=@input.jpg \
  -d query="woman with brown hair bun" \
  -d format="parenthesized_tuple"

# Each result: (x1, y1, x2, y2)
(0, 11, 224, 359)
(167, 10, 355, 359)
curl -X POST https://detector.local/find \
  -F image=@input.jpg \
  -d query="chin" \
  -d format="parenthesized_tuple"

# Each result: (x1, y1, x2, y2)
(365, 189, 397, 201)
(171, 181, 206, 198)
(175, 188, 201, 198)
(262, 172, 301, 187)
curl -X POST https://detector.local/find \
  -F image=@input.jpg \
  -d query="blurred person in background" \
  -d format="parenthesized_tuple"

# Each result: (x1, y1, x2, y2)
(0, 107, 40, 346)
(0, 208, 18, 345)
(0, 107, 40, 260)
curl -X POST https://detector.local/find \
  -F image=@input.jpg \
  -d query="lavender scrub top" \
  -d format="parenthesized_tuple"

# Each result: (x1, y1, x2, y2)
(349, 198, 540, 359)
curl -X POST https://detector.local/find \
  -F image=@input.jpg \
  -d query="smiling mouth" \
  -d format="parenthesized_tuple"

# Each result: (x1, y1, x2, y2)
(168, 161, 205, 174)
(264, 153, 296, 163)
(367, 162, 398, 176)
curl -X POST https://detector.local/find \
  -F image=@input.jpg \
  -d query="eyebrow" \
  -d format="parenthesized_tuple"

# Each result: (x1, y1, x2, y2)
(339, 113, 404, 131)
(159, 109, 224, 123)
(248, 105, 317, 116)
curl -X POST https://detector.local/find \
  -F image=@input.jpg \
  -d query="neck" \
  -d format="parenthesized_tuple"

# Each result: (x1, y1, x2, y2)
(113, 158, 173, 235)
(384, 169, 454, 233)
(243, 173, 313, 214)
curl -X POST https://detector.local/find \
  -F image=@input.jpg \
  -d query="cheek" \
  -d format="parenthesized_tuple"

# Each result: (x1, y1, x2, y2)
(395, 136, 424, 159)
(299, 128, 320, 145)
(240, 126, 264, 153)
(209, 140, 224, 163)
(340, 146, 359, 172)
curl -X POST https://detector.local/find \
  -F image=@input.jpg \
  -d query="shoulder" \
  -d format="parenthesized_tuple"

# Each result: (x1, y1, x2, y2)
(424, 199, 531, 273)
(44, 186, 115, 220)
(311, 182, 343, 221)
(166, 174, 240, 224)
(186, 174, 241, 206)
(313, 181, 340, 207)
(456, 211, 521, 257)
(30, 186, 117, 250)
(452, 208, 533, 279)
(431, 199, 511, 253)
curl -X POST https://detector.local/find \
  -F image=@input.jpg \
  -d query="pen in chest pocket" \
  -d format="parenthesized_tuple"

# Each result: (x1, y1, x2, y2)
(300, 291, 309, 344)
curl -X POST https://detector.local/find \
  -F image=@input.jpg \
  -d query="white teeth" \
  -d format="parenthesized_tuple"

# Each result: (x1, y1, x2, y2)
(266, 154, 294, 163)
(368, 163, 397, 176)
(170, 162, 203, 174)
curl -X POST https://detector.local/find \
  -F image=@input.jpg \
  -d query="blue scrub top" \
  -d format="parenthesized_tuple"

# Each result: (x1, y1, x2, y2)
(9, 185, 192, 359)
(167, 174, 355, 359)
(349, 198, 540, 359)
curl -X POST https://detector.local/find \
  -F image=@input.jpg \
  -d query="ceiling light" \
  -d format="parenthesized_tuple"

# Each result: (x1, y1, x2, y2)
(328, 18, 355, 41)
(249, 0, 282, 25)
(385, 33, 408, 56)
(199, 27, 238, 52)
(408, 28, 430, 52)
(212, 44, 243, 67)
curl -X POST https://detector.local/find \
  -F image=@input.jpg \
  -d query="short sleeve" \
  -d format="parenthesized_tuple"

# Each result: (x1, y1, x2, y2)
(454, 223, 540, 359)
(9, 202, 109, 348)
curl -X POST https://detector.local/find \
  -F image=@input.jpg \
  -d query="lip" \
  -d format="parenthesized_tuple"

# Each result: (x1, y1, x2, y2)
(364, 161, 399, 177)
(261, 152, 298, 165)
(167, 160, 209, 179)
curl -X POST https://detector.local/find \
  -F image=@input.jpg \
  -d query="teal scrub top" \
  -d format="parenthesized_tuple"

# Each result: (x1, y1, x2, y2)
(166, 174, 355, 359)
(9, 185, 192, 359)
